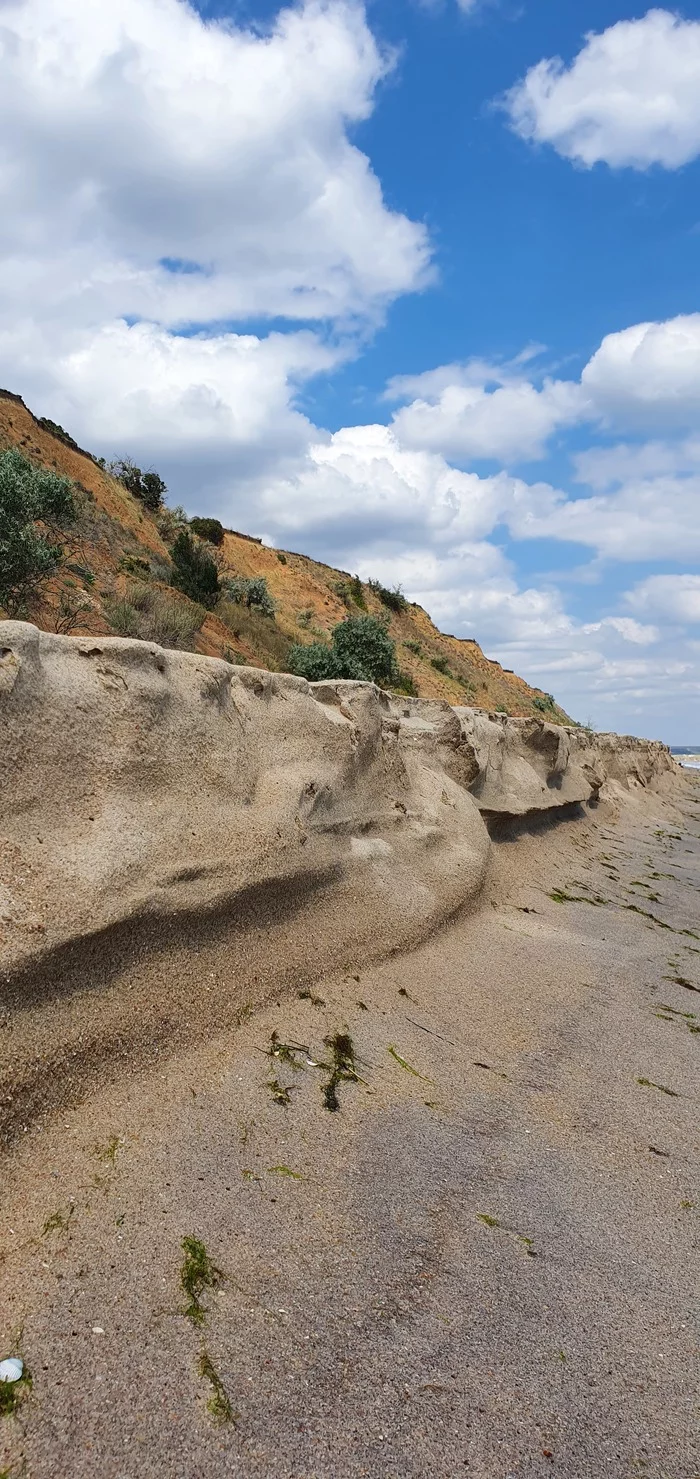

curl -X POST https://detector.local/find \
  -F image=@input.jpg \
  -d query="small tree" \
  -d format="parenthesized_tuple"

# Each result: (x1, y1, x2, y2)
(171, 531, 220, 608)
(111, 458, 167, 512)
(0, 449, 77, 616)
(190, 517, 225, 547)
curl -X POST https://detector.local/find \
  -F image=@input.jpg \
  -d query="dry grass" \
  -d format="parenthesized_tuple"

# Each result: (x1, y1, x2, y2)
(105, 584, 205, 649)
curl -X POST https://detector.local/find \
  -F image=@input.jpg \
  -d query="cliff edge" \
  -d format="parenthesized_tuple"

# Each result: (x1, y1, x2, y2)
(0, 622, 677, 988)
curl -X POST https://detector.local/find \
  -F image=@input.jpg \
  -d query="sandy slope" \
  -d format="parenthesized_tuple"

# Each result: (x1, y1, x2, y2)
(1, 774, 698, 1478)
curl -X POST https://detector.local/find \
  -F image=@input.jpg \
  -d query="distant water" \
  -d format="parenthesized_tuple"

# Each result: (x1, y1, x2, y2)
(671, 747, 700, 770)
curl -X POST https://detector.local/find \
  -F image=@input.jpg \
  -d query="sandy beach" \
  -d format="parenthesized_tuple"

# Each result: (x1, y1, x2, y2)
(2, 769, 698, 1478)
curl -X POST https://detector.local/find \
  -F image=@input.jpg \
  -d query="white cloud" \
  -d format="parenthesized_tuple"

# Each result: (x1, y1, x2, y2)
(0, 0, 429, 328)
(504, 9, 700, 169)
(581, 316, 700, 428)
(388, 359, 583, 463)
(573, 437, 700, 489)
(583, 616, 660, 646)
(253, 423, 519, 549)
(626, 574, 700, 624)
(384, 315, 700, 472)
(507, 471, 700, 563)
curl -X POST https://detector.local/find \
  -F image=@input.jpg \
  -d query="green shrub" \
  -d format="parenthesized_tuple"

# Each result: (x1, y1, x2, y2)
(221, 575, 275, 617)
(286, 641, 339, 682)
(288, 614, 398, 687)
(332, 575, 366, 610)
(350, 575, 366, 608)
(189, 516, 224, 546)
(533, 693, 556, 713)
(105, 596, 140, 637)
(404, 640, 422, 656)
(332, 614, 396, 682)
(276, 551, 287, 564)
(368, 580, 407, 613)
(105, 584, 205, 648)
(54, 591, 92, 634)
(430, 655, 451, 675)
(171, 531, 220, 607)
(110, 458, 167, 512)
(0, 448, 78, 616)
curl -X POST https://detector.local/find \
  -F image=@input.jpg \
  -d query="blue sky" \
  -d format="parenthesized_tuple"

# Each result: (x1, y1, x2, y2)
(2, 0, 700, 739)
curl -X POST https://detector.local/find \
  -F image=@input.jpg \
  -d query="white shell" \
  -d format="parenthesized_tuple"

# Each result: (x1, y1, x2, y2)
(0, 1357, 23, 1383)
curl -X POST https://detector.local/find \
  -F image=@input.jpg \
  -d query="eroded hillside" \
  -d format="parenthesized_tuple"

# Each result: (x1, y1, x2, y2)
(0, 388, 569, 720)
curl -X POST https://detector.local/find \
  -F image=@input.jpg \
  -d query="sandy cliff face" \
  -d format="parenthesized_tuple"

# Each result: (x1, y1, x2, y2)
(0, 623, 677, 990)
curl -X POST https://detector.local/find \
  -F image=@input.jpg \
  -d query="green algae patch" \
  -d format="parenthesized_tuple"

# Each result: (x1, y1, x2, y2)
(180, 1236, 224, 1326)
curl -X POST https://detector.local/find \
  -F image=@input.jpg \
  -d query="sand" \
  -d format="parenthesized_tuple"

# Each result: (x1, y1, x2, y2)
(1, 773, 698, 1478)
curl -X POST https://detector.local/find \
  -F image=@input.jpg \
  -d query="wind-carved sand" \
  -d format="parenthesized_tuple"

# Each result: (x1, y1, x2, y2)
(1, 622, 698, 1478)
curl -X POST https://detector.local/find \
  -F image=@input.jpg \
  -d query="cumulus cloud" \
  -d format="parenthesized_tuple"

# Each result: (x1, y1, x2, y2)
(0, 0, 429, 327)
(626, 575, 700, 624)
(252, 423, 518, 550)
(0, 0, 433, 492)
(503, 8, 700, 169)
(581, 316, 700, 428)
(388, 359, 583, 463)
(385, 315, 700, 471)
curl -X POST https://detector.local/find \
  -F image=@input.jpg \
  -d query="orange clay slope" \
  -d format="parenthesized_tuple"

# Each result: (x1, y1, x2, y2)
(0, 388, 570, 720)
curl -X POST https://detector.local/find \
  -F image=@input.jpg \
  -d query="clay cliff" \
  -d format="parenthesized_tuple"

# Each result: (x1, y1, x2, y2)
(0, 388, 569, 720)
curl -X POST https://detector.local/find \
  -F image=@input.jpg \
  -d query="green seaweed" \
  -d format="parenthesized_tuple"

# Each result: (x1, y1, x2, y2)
(199, 1347, 235, 1424)
(388, 1045, 434, 1083)
(267, 1165, 303, 1179)
(476, 1213, 535, 1256)
(266, 1031, 310, 1068)
(663, 975, 700, 993)
(322, 1031, 359, 1111)
(623, 904, 672, 929)
(473, 1060, 509, 1080)
(266, 1077, 296, 1107)
(180, 1236, 224, 1325)
(636, 1077, 679, 1097)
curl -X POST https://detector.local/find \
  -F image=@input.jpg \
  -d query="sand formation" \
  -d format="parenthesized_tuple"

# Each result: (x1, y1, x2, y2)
(1, 619, 676, 993)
